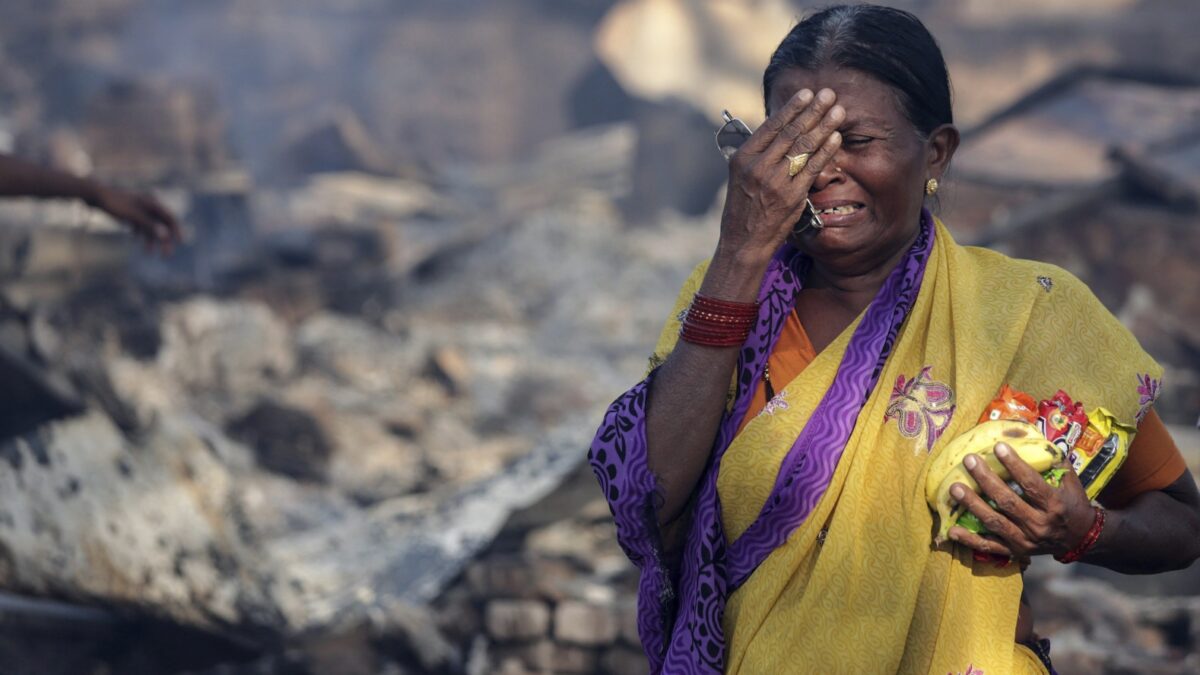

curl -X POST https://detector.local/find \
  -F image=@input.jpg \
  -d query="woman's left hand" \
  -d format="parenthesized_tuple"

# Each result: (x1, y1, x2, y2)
(946, 442, 1097, 561)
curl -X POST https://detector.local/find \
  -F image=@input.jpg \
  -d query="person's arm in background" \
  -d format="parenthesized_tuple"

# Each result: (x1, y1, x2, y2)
(0, 153, 182, 254)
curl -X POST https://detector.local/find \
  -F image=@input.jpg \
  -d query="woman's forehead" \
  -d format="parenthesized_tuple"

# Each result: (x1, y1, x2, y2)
(768, 66, 905, 124)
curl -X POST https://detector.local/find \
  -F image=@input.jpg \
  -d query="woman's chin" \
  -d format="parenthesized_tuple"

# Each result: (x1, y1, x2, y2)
(794, 221, 878, 260)
(802, 215, 868, 245)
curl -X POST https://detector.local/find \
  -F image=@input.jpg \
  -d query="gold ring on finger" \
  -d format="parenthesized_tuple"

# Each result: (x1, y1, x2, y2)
(786, 153, 811, 177)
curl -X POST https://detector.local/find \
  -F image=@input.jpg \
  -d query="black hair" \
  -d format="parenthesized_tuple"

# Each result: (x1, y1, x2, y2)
(763, 5, 952, 137)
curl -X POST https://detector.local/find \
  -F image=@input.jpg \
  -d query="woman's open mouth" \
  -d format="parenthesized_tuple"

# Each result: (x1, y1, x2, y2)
(812, 202, 865, 226)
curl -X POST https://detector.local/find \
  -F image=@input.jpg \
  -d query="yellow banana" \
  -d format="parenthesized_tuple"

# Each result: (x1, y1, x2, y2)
(925, 420, 1063, 544)
(924, 420, 1038, 503)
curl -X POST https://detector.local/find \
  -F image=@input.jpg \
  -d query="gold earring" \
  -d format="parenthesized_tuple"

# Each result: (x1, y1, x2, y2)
(925, 178, 939, 195)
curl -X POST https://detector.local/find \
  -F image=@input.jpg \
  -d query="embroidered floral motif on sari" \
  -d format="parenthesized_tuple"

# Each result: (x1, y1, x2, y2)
(884, 365, 957, 452)
(759, 391, 789, 417)
(1136, 373, 1160, 423)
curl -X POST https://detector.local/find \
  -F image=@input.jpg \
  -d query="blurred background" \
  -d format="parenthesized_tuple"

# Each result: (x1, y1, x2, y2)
(0, 0, 1197, 673)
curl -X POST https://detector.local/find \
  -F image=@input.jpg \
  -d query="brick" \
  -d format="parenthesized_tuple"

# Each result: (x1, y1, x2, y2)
(601, 645, 650, 675)
(554, 600, 619, 646)
(486, 600, 551, 641)
(519, 640, 598, 673)
(529, 556, 579, 601)
(468, 555, 539, 599)
(493, 656, 538, 675)
(467, 554, 581, 602)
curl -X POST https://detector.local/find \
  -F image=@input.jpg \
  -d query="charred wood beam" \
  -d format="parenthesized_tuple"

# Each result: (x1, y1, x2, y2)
(961, 65, 1200, 143)
(1111, 128, 1200, 212)
(963, 179, 1119, 249)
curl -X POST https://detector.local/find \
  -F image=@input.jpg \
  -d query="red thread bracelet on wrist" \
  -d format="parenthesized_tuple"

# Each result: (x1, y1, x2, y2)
(1054, 505, 1105, 564)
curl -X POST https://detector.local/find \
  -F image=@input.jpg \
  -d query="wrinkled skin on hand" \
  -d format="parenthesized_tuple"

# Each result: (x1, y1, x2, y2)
(948, 441, 1096, 562)
(716, 87, 844, 269)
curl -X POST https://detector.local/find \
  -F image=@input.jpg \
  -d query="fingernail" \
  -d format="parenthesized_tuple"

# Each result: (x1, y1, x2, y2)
(830, 105, 845, 120)
(995, 443, 1010, 458)
(964, 455, 977, 470)
(950, 484, 965, 500)
(817, 88, 834, 103)
(796, 89, 813, 102)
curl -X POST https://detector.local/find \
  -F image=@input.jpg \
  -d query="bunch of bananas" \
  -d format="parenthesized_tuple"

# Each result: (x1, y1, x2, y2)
(925, 419, 1065, 545)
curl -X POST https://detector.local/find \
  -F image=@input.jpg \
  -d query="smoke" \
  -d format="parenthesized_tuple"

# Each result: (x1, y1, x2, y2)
(81, 0, 615, 179)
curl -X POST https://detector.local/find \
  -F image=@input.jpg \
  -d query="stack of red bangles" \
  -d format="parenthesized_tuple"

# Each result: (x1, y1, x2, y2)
(1054, 505, 1106, 564)
(679, 293, 760, 347)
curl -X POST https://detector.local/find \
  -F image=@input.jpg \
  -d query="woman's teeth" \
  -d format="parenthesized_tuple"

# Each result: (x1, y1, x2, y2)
(816, 205, 861, 216)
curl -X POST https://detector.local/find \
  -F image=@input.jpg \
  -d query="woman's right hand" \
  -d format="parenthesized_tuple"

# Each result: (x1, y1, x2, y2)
(716, 88, 844, 269)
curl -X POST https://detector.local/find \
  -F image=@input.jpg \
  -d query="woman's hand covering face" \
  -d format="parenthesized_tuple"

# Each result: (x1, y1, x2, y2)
(946, 442, 1097, 562)
(717, 88, 844, 266)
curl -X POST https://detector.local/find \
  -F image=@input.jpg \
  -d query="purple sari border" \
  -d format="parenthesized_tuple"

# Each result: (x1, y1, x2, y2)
(588, 376, 677, 667)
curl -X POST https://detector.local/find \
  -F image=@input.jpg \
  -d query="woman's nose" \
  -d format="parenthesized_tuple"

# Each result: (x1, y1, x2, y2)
(811, 158, 844, 193)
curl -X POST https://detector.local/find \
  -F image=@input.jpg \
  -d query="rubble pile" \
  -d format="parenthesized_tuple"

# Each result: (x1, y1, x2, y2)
(0, 116, 716, 672)
(431, 465, 645, 675)
(0, 1, 1196, 674)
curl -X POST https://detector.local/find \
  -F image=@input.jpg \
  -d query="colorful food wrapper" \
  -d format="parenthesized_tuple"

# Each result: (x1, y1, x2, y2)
(957, 383, 1069, 537)
(978, 384, 1039, 424)
(1038, 390, 1088, 456)
(1070, 407, 1134, 500)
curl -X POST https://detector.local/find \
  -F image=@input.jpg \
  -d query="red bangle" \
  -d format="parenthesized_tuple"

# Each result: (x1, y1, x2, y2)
(683, 310, 757, 325)
(1054, 505, 1105, 564)
(679, 323, 753, 346)
(679, 293, 759, 347)
(689, 294, 760, 315)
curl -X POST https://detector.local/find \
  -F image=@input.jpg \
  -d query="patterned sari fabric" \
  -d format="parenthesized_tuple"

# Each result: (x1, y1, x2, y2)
(588, 212, 1162, 674)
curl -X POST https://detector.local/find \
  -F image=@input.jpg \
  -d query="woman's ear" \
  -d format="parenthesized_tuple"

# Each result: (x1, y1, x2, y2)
(927, 124, 960, 179)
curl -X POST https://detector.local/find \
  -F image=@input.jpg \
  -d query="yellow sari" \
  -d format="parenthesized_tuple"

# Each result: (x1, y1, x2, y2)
(645, 219, 1160, 673)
